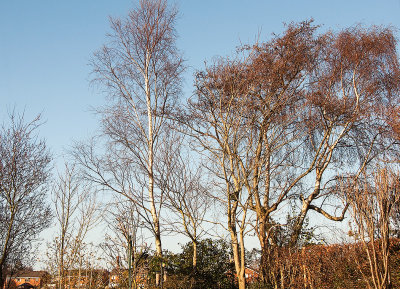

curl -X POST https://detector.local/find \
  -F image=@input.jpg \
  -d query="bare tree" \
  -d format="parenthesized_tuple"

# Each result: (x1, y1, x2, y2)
(0, 112, 52, 289)
(101, 197, 149, 289)
(85, 0, 183, 285)
(346, 168, 400, 289)
(156, 134, 211, 271)
(90, 0, 182, 259)
(47, 164, 98, 289)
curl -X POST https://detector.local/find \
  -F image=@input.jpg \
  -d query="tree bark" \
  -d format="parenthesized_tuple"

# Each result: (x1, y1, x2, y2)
(192, 240, 197, 270)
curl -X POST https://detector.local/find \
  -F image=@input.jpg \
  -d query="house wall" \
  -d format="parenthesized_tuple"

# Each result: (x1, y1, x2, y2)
(4, 277, 42, 289)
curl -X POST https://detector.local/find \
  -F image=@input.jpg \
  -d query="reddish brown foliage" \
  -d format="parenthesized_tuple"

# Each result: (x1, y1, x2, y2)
(262, 239, 400, 289)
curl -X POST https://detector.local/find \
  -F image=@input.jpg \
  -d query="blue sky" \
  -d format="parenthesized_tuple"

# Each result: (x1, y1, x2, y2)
(1, 0, 400, 160)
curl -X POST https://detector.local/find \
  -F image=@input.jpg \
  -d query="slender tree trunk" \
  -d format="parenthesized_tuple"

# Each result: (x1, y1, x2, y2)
(154, 230, 162, 255)
(146, 61, 159, 249)
(290, 177, 322, 247)
(230, 229, 246, 289)
(192, 240, 197, 270)
(60, 236, 65, 289)
(257, 217, 269, 284)
(0, 213, 15, 289)
(280, 265, 285, 289)
(289, 204, 308, 247)
(239, 227, 247, 289)
(145, 57, 163, 287)
(231, 240, 246, 289)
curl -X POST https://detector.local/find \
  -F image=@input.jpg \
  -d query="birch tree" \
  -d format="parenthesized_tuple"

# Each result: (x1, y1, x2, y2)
(85, 0, 183, 285)
(289, 25, 400, 247)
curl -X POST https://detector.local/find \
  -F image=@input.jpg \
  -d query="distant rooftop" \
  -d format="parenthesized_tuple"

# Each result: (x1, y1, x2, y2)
(11, 271, 48, 278)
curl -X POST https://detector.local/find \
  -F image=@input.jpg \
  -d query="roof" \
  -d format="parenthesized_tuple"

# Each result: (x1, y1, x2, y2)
(13, 271, 48, 278)
(63, 269, 108, 275)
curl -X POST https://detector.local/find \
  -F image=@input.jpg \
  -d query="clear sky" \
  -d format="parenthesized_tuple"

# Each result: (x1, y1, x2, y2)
(1, 0, 400, 159)
(1, 0, 400, 264)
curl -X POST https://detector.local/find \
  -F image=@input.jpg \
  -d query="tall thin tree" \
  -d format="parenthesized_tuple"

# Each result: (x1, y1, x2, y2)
(84, 0, 183, 285)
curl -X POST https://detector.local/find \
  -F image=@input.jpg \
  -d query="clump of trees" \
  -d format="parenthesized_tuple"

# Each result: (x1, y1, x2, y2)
(3, 1, 400, 289)
(81, 1, 400, 287)
(182, 20, 400, 288)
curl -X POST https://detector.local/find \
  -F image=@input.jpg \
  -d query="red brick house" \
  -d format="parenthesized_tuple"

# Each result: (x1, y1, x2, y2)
(243, 267, 259, 283)
(108, 267, 149, 289)
(47, 269, 109, 289)
(229, 267, 259, 285)
(3, 271, 49, 289)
